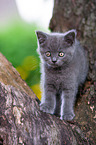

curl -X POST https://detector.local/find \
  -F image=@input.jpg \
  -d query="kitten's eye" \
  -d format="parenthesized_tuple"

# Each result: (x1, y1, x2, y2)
(59, 52, 64, 57)
(45, 51, 51, 57)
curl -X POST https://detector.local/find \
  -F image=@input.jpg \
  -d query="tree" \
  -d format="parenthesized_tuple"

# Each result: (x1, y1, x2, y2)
(49, 0, 96, 143)
(0, 0, 96, 144)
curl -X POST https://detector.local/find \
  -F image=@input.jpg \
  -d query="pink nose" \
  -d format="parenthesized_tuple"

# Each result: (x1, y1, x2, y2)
(52, 57, 57, 63)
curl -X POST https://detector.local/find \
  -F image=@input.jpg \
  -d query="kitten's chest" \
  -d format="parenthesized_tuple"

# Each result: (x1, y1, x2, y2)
(44, 65, 74, 89)
(45, 67, 67, 86)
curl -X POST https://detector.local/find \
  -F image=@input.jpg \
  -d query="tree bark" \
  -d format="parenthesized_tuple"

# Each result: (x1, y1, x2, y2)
(49, 0, 96, 144)
(0, 52, 94, 145)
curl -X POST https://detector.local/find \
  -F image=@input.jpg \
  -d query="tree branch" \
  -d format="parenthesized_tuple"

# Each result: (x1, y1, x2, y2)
(0, 53, 93, 144)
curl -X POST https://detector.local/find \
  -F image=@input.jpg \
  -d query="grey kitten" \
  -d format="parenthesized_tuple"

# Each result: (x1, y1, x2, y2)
(36, 29, 88, 121)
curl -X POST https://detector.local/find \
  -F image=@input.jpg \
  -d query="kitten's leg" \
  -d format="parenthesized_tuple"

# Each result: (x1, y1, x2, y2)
(60, 89, 77, 121)
(54, 93, 61, 117)
(40, 85, 56, 114)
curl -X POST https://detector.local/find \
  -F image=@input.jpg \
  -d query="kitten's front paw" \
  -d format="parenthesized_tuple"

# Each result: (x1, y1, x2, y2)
(60, 113, 75, 121)
(40, 103, 54, 114)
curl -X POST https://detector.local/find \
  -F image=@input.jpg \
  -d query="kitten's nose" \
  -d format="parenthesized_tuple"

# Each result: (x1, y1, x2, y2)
(52, 57, 57, 63)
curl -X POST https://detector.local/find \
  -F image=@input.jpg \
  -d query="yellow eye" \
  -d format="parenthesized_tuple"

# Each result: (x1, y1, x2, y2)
(59, 52, 64, 57)
(46, 51, 51, 57)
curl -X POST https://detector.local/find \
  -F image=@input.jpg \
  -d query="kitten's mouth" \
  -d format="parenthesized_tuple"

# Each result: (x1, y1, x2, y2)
(48, 62, 60, 68)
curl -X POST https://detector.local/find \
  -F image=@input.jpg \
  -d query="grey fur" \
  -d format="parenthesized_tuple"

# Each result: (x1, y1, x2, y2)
(36, 30, 88, 121)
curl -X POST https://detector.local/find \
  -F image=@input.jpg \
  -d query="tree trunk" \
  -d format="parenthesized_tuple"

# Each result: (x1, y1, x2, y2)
(49, 0, 96, 144)
(0, 0, 96, 144)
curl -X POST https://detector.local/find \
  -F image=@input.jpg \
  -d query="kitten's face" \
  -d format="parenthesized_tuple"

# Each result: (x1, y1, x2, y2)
(36, 30, 76, 67)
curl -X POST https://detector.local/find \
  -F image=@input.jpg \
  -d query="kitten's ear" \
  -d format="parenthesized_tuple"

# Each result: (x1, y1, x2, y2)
(35, 31, 47, 45)
(64, 30, 77, 46)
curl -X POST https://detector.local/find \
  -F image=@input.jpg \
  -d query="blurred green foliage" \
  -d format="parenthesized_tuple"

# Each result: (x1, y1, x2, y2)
(0, 21, 42, 100)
